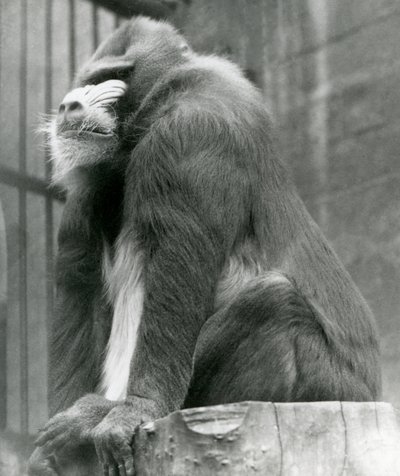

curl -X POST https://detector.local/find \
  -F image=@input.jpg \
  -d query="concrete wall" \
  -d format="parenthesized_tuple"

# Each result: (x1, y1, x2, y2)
(172, 0, 400, 405)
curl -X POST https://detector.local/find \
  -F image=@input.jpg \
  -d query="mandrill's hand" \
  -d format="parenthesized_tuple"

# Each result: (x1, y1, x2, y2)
(92, 395, 162, 476)
(34, 394, 119, 455)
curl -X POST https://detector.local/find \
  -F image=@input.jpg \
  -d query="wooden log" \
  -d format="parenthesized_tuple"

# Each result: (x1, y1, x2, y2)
(134, 401, 400, 475)
(22, 401, 400, 475)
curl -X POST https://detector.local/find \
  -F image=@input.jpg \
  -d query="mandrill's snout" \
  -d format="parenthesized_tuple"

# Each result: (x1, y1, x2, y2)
(56, 79, 127, 136)
(58, 99, 86, 123)
(50, 79, 128, 184)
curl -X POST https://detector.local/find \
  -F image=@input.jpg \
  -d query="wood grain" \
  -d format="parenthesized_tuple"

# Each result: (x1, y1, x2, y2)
(134, 401, 400, 475)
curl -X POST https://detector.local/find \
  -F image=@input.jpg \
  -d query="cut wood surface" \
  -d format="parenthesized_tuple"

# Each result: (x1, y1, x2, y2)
(134, 401, 400, 476)
(12, 401, 400, 475)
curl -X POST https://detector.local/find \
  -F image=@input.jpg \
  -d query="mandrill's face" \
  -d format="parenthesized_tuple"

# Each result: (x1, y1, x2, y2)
(49, 79, 126, 183)
(47, 16, 190, 186)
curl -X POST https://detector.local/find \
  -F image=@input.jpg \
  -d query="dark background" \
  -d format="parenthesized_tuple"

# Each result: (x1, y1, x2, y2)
(1, 0, 399, 443)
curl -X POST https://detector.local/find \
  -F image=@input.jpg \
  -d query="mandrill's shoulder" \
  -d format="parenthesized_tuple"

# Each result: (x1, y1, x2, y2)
(187, 54, 255, 92)
(136, 52, 271, 137)
(175, 57, 273, 142)
(175, 53, 263, 108)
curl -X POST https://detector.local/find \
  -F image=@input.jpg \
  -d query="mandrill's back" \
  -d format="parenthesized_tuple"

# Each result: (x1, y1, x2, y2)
(159, 47, 381, 401)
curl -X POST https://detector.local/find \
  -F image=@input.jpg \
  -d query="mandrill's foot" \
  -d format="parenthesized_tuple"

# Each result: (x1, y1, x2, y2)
(91, 396, 163, 476)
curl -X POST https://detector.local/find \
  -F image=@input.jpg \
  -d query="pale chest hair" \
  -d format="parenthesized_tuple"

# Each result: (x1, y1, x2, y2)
(100, 237, 144, 401)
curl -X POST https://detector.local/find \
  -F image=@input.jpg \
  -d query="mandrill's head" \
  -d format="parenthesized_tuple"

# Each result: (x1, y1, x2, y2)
(47, 16, 190, 187)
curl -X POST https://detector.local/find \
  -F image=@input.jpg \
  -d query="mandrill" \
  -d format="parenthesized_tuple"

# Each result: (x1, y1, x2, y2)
(29, 15, 380, 476)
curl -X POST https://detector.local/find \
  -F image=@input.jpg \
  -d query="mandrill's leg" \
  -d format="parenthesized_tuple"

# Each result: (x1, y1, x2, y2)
(185, 272, 376, 408)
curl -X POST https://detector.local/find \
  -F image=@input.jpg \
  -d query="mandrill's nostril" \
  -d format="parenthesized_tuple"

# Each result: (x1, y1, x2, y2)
(58, 100, 86, 122)
(68, 101, 82, 112)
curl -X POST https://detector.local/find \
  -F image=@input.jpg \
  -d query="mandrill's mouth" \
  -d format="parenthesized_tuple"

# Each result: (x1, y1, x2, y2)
(57, 123, 115, 140)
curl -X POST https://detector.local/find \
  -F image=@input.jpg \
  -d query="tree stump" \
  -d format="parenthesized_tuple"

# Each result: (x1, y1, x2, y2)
(29, 402, 400, 475)
(134, 401, 400, 475)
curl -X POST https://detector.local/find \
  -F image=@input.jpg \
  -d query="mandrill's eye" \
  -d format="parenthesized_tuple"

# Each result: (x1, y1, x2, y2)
(85, 67, 133, 86)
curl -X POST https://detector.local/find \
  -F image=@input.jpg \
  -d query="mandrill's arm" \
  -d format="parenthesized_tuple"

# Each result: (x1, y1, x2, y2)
(128, 114, 252, 407)
(30, 186, 121, 476)
(50, 189, 107, 414)
(91, 111, 252, 474)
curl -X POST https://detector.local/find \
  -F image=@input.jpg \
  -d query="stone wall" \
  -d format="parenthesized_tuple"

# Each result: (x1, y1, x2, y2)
(172, 0, 400, 405)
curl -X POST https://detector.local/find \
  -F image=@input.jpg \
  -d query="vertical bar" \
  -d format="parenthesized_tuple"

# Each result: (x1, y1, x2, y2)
(0, 0, 6, 431)
(0, 202, 6, 429)
(45, 0, 54, 414)
(19, 0, 29, 434)
(92, 3, 99, 50)
(25, 1, 47, 179)
(69, 0, 76, 81)
(0, 0, 2, 87)
(45, 0, 53, 183)
(75, 0, 95, 67)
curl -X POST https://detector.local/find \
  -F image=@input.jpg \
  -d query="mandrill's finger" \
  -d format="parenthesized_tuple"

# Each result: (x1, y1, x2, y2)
(120, 452, 134, 476)
(113, 443, 134, 476)
(105, 460, 121, 476)
(42, 433, 69, 454)
(38, 414, 66, 433)
(98, 450, 109, 476)
(34, 426, 65, 447)
(104, 449, 121, 476)
(98, 448, 116, 476)
(124, 457, 135, 476)
(114, 455, 129, 476)
(28, 448, 59, 476)
(108, 465, 118, 476)
(118, 462, 127, 476)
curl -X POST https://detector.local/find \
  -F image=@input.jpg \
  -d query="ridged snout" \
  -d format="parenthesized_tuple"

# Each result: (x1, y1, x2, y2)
(57, 80, 127, 124)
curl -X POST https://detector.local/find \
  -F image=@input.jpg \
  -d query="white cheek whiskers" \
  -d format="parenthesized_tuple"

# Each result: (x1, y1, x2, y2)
(44, 112, 118, 189)
(36, 79, 127, 189)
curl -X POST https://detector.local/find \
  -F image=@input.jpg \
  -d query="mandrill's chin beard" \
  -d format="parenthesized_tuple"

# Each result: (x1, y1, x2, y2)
(44, 78, 127, 191)
(48, 120, 119, 191)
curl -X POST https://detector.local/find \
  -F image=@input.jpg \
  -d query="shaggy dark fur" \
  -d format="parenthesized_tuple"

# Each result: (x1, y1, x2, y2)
(29, 16, 380, 476)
